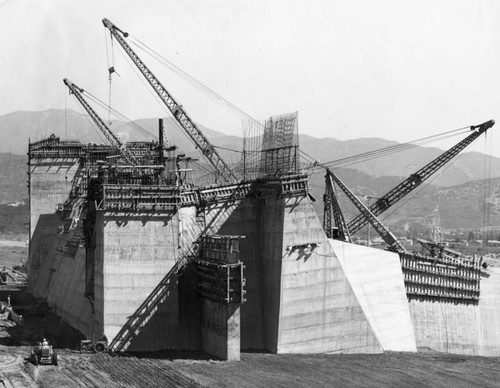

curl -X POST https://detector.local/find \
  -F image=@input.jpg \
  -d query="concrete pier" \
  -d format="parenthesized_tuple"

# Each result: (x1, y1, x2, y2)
(201, 299, 240, 360)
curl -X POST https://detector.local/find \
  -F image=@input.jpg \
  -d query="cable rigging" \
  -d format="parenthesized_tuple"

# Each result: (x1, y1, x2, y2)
(102, 19, 494, 204)
(375, 150, 467, 224)
(111, 46, 221, 177)
(127, 36, 264, 135)
(82, 89, 156, 141)
(482, 132, 493, 245)
(304, 126, 471, 172)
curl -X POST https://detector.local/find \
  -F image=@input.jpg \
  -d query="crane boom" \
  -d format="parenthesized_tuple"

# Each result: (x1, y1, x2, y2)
(326, 169, 405, 251)
(102, 18, 237, 183)
(323, 170, 351, 242)
(63, 78, 139, 165)
(346, 120, 495, 235)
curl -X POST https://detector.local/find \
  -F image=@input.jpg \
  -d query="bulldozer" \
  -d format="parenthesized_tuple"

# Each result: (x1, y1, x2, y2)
(30, 338, 58, 366)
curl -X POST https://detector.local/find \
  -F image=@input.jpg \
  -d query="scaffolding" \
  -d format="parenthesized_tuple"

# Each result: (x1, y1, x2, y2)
(260, 112, 300, 176)
(399, 252, 481, 304)
(238, 111, 301, 179)
(195, 235, 247, 304)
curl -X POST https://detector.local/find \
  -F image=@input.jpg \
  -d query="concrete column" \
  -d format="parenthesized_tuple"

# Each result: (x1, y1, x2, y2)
(201, 299, 241, 360)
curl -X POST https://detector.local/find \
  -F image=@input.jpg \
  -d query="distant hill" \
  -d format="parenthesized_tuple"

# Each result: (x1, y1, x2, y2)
(308, 171, 500, 235)
(299, 134, 499, 187)
(390, 177, 500, 230)
(1, 109, 499, 187)
(0, 153, 27, 204)
(1, 109, 499, 235)
(0, 201, 28, 235)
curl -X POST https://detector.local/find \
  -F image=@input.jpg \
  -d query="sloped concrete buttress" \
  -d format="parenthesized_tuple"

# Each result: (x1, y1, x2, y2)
(330, 240, 417, 352)
(275, 197, 383, 354)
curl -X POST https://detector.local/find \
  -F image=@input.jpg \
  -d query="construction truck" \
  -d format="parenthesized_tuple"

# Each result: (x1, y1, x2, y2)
(30, 338, 58, 366)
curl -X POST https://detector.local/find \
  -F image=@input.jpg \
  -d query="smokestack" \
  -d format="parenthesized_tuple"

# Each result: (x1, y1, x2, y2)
(159, 118, 164, 165)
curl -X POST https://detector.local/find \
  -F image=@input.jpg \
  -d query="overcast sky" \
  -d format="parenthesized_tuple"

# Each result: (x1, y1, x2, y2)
(1, 0, 499, 158)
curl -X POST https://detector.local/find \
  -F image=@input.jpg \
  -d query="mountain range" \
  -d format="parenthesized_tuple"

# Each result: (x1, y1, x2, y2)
(2, 109, 499, 187)
(1, 109, 499, 234)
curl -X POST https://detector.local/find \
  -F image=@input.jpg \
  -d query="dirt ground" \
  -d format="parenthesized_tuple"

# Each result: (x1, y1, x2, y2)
(0, 288, 499, 388)
(1, 344, 500, 387)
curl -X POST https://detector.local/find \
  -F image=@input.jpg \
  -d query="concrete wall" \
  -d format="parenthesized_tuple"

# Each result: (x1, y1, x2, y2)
(28, 157, 95, 338)
(259, 196, 285, 353)
(214, 195, 384, 354)
(409, 299, 479, 354)
(276, 197, 383, 354)
(28, 157, 500, 356)
(93, 212, 104, 342)
(100, 202, 241, 351)
(408, 268, 500, 356)
(29, 158, 80, 238)
(200, 194, 406, 354)
(29, 214, 95, 337)
(100, 212, 181, 350)
(330, 240, 417, 352)
(28, 158, 386, 354)
(478, 268, 500, 356)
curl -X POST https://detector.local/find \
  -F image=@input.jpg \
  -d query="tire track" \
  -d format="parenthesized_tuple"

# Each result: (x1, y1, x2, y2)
(0, 354, 36, 388)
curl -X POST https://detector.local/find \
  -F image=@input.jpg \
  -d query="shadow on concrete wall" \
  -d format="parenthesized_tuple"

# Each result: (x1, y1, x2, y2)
(109, 195, 244, 352)
(124, 262, 202, 352)
(29, 214, 61, 291)
(216, 196, 267, 350)
(109, 258, 186, 352)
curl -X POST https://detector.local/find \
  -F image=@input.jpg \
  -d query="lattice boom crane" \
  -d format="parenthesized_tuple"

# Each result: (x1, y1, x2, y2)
(346, 120, 495, 235)
(102, 18, 237, 183)
(63, 78, 139, 166)
(326, 169, 406, 252)
(323, 170, 351, 242)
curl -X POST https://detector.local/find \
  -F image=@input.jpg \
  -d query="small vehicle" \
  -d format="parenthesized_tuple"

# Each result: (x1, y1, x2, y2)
(80, 337, 109, 353)
(30, 339, 58, 366)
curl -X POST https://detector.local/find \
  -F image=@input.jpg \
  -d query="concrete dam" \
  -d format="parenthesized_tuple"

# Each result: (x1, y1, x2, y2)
(27, 119, 500, 360)
(26, 18, 500, 360)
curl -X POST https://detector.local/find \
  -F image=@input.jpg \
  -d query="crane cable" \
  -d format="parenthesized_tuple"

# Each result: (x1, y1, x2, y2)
(300, 126, 471, 173)
(300, 124, 487, 234)
(103, 24, 206, 150)
(82, 89, 156, 141)
(90, 40, 479, 186)
(102, 28, 485, 187)
(72, 101, 106, 145)
(482, 132, 493, 245)
(211, 124, 471, 176)
(64, 88, 68, 139)
(104, 30, 114, 124)
(361, 147, 473, 231)
(112, 42, 229, 177)
(127, 35, 264, 136)
(71, 79, 221, 180)
(328, 151, 464, 238)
